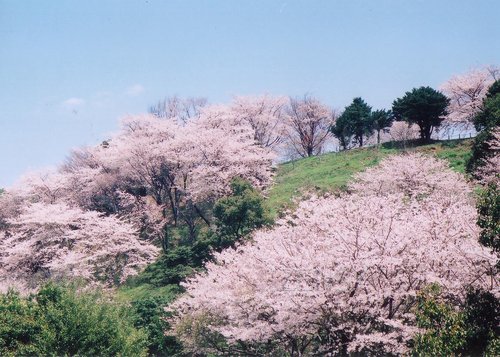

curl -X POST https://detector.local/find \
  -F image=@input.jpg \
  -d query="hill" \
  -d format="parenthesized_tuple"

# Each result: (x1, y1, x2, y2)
(266, 139, 473, 216)
(118, 138, 473, 302)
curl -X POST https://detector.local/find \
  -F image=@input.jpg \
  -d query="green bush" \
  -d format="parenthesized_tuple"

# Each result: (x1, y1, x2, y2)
(412, 285, 499, 356)
(463, 289, 500, 354)
(466, 129, 497, 175)
(0, 290, 48, 356)
(0, 283, 148, 356)
(477, 183, 500, 262)
(212, 177, 271, 248)
(413, 285, 467, 356)
(131, 296, 183, 356)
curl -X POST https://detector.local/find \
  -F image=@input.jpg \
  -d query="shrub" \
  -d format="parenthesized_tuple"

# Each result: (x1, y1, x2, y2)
(0, 283, 148, 356)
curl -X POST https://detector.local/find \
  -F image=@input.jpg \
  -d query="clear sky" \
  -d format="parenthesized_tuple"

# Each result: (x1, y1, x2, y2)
(1, 0, 498, 187)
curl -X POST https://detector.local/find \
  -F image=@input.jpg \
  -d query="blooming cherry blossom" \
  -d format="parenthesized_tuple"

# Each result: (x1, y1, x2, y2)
(441, 66, 499, 122)
(0, 202, 159, 292)
(170, 154, 497, 355)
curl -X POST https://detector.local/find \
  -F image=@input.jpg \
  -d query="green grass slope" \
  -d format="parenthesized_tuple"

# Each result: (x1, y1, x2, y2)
(266, 139, 472, 216)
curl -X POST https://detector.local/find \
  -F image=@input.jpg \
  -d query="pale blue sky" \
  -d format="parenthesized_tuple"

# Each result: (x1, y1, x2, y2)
(1, 0, 499, 187)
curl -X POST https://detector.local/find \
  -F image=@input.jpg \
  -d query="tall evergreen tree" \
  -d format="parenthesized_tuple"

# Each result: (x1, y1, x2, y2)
(392, 87, 449, 143)
(331, 97, 373, 148)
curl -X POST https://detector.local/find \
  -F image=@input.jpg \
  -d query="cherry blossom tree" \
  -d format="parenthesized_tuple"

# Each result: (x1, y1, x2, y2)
(149, 95, 207, 124)
(348, 153, 472, 199)
(441, 66, 499, 122)
(230, 95, 289, 150)
(387, 121, 419, 149)
(0, 202, 159, 292)
(94, 114, 274, 233)
(25, 112, 272, 251)
(284, 95, 334, 157)
(169, 154, 497, 355)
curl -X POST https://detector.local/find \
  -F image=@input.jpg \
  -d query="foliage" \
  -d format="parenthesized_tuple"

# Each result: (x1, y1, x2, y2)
(413, 284, 468, 356)
(127, 247, 199, 288)
(331, 97, 373, 148)
(0, 290, 48, 356)
(170, 154, 496, 355)
(0, 283, 147, 356)
(462, 289, 500, 354)
(131, 295, 183, 356)
(486, 79, 500, 99)
(212, 177, 271, 245)
(467, 129, 497, 175)
(467, 80, 500, 174)
(329, 111, 352, 150)
(473, 79, 500, 131)
(413, 285, 500, 356)
(392, 86, 449, 142)
(372, 109, 393, 145)
(477, 183, 500, 262)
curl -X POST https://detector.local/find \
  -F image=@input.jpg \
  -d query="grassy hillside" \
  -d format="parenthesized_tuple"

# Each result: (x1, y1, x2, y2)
(266, 139, 473, 216)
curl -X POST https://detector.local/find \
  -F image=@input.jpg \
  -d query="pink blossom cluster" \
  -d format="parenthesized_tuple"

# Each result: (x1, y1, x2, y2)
(440, 66, 498, 123)
(0, 202, 159, 292)
(170, 154, 497, 355)
(285, 96, 334, 158)
(0, 109, 275, 291)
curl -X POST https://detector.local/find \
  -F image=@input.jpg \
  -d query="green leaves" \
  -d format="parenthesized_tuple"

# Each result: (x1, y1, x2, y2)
(392, 86, 449, 142)
(413, 285, 500, 356)
(467, 80, 500, 176)
(0, 284, 148, 357)
(477, 183, 500, 262)
(212, 177, 270, 245)
(331, 97, 374, 148)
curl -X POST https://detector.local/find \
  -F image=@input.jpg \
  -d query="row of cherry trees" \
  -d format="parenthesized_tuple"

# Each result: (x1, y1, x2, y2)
(0, 108, 276, 292)
(169, 153, 498, 355)
(149, 94, 334, 159)
(147, 66, 498, 158)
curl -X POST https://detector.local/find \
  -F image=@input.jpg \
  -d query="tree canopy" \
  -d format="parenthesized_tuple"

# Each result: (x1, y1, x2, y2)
(331, 97, 373, 148)
(392, 86, 449, 142)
